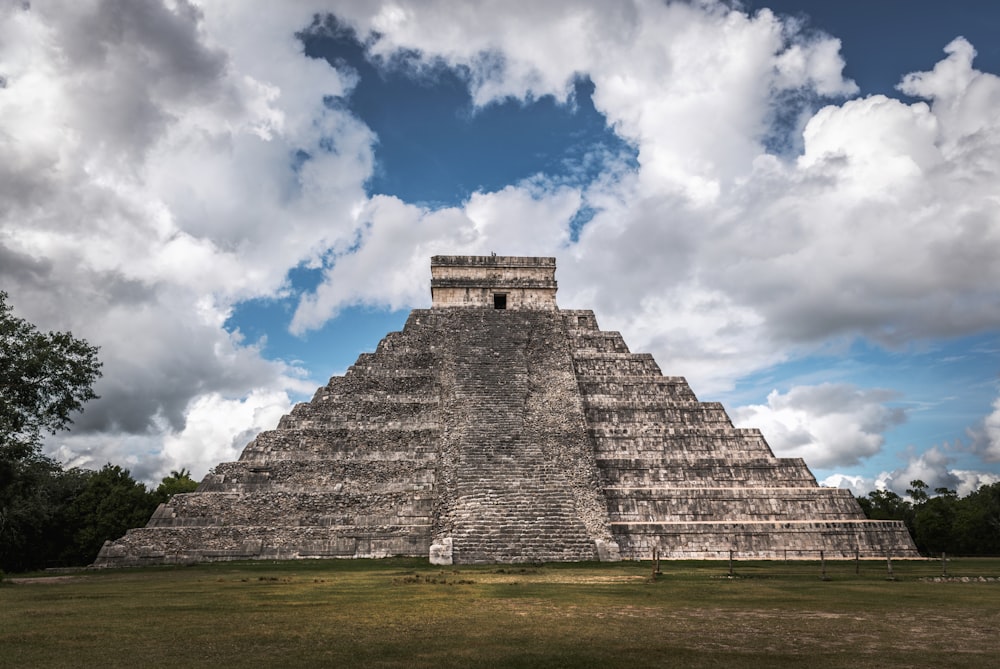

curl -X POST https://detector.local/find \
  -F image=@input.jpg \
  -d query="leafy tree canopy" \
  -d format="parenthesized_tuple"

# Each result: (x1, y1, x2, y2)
(1, 291, 103, 571)
(0, 291, 102, 462)
(155, 468, 199, 503)
(857, 481, 1000, 556)
(66, 464, 159, 565)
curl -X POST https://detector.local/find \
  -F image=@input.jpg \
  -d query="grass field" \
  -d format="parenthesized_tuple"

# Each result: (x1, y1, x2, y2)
(2, 557, 999, 668)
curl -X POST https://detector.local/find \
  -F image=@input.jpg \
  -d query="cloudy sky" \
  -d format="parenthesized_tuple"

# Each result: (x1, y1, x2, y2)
(3, 0, 1000, 498)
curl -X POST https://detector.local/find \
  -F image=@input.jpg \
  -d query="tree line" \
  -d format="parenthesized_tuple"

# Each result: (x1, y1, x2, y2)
(1, 290, 196, 573)
(856, 480, 1000, 556)
(1, 458, 197, 573)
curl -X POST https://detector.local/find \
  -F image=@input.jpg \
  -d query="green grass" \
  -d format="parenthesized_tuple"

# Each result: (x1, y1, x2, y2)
(2, 558, 999, 668)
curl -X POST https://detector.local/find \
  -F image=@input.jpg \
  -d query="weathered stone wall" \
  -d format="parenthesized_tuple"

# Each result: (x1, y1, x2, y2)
(613, 520, 916, 559)
(95, 525, 430, 565)
(430, 255, 557, 310)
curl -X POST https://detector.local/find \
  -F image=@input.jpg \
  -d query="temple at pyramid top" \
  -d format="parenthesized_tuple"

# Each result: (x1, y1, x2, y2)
(430, 254, 558, 310)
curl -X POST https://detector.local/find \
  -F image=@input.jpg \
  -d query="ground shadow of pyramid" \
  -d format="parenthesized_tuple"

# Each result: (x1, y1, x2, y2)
(96, 255, 918, 566)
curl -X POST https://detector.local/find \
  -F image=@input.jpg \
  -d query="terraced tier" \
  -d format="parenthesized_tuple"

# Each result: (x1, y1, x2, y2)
(562, 308, 918, 559)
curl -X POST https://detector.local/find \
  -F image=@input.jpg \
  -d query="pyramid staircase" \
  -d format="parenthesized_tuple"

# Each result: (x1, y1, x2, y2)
(429, 309, 613, 563)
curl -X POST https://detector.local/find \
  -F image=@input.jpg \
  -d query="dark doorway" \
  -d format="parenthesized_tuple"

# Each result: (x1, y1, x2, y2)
(493, 294, 507, 309)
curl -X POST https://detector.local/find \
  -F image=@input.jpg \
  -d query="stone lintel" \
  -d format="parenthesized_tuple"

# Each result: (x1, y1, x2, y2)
(431, 255, 556, 268)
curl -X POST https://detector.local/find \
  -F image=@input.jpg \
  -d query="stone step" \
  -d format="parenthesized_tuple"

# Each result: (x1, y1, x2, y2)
(596, 458, 816, 486)
(610, 519, 916, 559)
(150, 490, 436, 527)
(94, 525, 433, 566)
(240, 427, 441, 458)
(605, 486, 863, 522)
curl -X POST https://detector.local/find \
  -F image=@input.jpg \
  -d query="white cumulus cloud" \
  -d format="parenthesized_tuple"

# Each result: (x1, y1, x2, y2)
(969, 395, 1000, 463)
(732, 383, 905, 469)
(161, 389, 292, 479)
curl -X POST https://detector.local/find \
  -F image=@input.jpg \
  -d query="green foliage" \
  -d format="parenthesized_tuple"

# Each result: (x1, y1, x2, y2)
(155, 468, 199, 503)
(857, 488, 911, 521)
(0, 456, 91, 571)
(0, 460, 204, 571)
(953, 482, 1000, 555)
(0, 292, 103, 571)
(64, 464, 160, 566)
(913, 492, 957, 554)
(906, 479, 930, 504)
(857, 481, 1000, 556)
(0, 291, 102, 461)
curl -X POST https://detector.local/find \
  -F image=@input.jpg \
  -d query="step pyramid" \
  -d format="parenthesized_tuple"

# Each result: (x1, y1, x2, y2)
(95, 255, 918, 565)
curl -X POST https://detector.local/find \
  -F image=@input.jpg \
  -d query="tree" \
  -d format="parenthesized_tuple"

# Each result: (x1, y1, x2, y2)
(857, 489, 909, 520)
(0, 291, 102, 571)
(906, 479, 930, 504)
(953, 482, 1000, 555)
(857, 488, 914, 531)
(913, 489, 958, 555)
(0, 290, 102, 462)
(64, 464, 158, 565)
(0, 448, 72, 571)
(859, 482, 1000, 556)
(155, 468, 199, 503)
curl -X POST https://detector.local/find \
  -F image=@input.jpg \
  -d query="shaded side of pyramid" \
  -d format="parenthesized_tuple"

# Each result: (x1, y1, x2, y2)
(563, 309, 917, 559)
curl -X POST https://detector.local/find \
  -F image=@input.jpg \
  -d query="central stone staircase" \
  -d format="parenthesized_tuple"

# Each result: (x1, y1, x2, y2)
(430, 309, 613, 563)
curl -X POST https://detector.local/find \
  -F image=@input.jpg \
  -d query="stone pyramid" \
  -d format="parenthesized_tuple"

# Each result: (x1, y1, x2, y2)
(96, 255, 918, 566)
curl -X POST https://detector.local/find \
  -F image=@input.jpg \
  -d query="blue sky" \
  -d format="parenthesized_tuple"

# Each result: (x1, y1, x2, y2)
(3, 1, 1000, 497)
(749, 1, 1000, 96)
